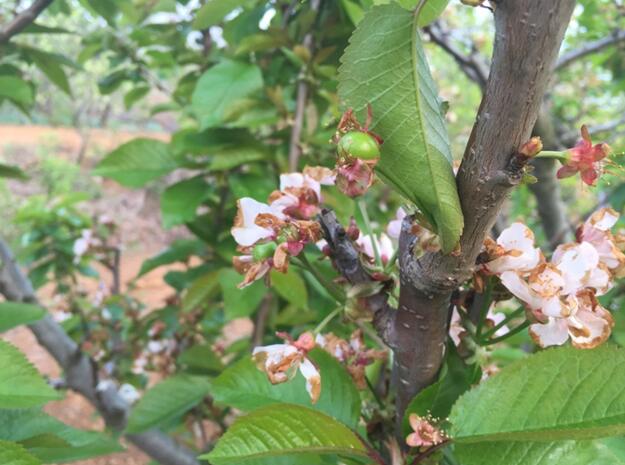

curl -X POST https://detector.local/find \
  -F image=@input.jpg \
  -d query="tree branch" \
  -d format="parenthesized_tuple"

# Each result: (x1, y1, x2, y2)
(0, 239, 200, 465)
(555, 29, 625, 71)
(559, 115, 625, 146)
(392, 0, 576, 424)
(529, 109, 573, 248)
(318, 209, 394, 344)
(288, 0, 320, 171)
(0, 0, 54, 44)
(425, 21, 489, 91)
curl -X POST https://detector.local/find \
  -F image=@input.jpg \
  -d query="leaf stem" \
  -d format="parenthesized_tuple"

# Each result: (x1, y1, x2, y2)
(480, 305, 525, 340)
(474, 278, 493, 339)
(313, 306, 342, 334)
(481, 320, 530, 346)
(409, 440, 451, 465)
(535, 150, 567, 162)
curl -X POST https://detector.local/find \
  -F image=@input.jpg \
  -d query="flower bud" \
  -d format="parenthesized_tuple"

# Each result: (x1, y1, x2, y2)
(520, 136, 543, 158)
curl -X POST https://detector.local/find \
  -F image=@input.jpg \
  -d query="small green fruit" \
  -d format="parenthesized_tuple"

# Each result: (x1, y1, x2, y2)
(252, 242, 277, 261)
(337, 131, 380, 160)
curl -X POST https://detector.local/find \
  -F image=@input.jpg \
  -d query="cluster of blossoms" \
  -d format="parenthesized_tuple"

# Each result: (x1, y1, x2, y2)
(252, 332, 321, 403)
(482, 208, 625, 348)
(231, 166, 334, 287)
(253, 330, 388, 403)
(315, 329, 386, 389)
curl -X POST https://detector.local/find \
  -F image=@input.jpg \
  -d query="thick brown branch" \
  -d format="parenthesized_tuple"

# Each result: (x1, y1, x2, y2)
(0, 0, 54, 44)
(0, 239, 199, 465)
(318, 209, 394, 344)
(555, 29, 625, 71)
(393, 0, 576, 424)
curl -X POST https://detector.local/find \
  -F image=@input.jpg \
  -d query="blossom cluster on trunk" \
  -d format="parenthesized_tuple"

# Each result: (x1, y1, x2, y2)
(482, 208, 625, 348)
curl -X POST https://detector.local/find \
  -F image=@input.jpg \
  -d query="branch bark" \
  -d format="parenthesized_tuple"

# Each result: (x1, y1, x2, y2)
(0, 239, 200, 465)
(0, 0, 54, 44)
(555, 29, 625, 71)
(319, 209, 394, 344)
(392, 0, 576, 422)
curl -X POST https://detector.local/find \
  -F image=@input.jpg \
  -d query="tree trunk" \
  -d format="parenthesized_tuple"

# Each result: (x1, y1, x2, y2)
(392, 0, 576, 425)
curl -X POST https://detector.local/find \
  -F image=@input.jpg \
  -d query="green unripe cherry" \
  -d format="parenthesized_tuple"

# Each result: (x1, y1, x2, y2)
(337, 131, 380, 160)
(252, 242, 277, 262)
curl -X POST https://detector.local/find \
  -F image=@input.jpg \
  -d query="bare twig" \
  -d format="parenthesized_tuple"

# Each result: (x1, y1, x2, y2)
(0, 0, 54, 44)
(559, 115, 625, 146)
(408, 440, 450, 465)
(0, 239, 200, 465)
(252, 294, 272, 347)
(555, 29, 625, 71)
(287, 0, 321, 171)
(318, 209, 394, 345)
(425, 21, 489, 90)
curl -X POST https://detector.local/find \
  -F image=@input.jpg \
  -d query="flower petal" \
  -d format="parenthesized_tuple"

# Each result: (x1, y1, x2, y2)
(299, 358, 321, 403)
(529, 318, 570, 348)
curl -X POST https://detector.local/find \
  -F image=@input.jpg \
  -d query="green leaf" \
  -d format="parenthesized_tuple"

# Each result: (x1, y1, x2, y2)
(126, 375, 211, 434)
(193, 0, 246, 29)
(416, 0, 450, 26)
(0, 76, 33, 107)
(450, 345, 625, 443)
(341, 0, 365, 25)
(219, 268, 266, 320)
(0, 302, 45, 332)
(379, 0, 449, 25)
(178, 344, 224, 374)
(270, 269, 308, 309)
(0, 340, 60, 408)
(211, 348, 361, 428)
(137, 239, 205, 277)
(181, 270, 221, 312)
(202, 404, 368, 464)
(455, 439, 625, 465)
(78, 0, 117, 25)
(0, 440, 41, 465)
(94, 139, 177, 187)
(0, 409, 121, 463)
(209, 144, 270, 171)
(22, 48, 71, 95)
(0, 163, 28, 180)
(124, 85, 150, 109)
(338, 4, 463, 252)
(191, 60, 263, 130)
(160, 177, 209, 228)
